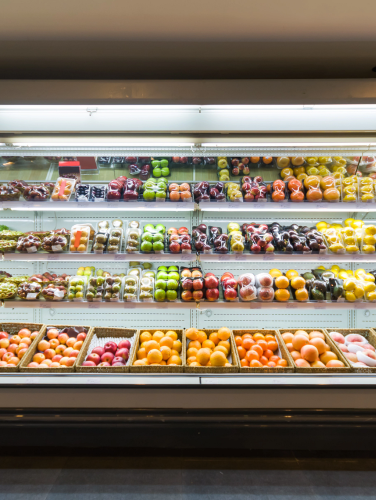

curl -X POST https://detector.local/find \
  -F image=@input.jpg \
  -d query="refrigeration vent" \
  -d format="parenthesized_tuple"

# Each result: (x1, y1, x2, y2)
(0, 309, 35, 323)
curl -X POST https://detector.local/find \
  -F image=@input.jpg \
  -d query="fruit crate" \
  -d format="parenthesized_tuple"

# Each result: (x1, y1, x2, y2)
(232, 329, 295, 373)
(325, 328, 376, 373)
(20, 324, 93, 373)
(0, 322, 44, 372)
(76, 327, 139, 373)
(129, 329, 186, 373)
(184, 328, 239, 373)
(278, 328, 352, 373)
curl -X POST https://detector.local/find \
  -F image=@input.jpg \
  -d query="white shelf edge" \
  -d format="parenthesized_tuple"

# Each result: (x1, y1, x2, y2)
(0, 201, 195, 212)
(199, 202, 376, 212)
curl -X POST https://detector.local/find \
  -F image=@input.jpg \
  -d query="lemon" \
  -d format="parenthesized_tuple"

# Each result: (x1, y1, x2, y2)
(364, 273, 375, 283)
(344, 279, 356, 291)
(364, 235, 376, 245)
(346, 245, 359, 253)
(339, 270, 349, 279)
(354, 286, 364, 298)
(360, 177, 373, 185)
(330, 243, 345, 253)
(367, 291, 376, 302)
(365, 225, 376, 236)
(316, 221, 328, 231)
(316, 266, 326, 270)
(331, 265, 340, 272)
(363, 245, 376, 254)
(364, 282, 376, 293)
(346, 270, 354, 276)
(351, 220, 364, 229)
(361, 194, 374, 202)
(344, 236, 356, 245)
(343, 194, 357, 202)
(344, 218, 355, 227)
(269, 268, 283, 278)
(345, 291, 356, 302)
(285, 269, 299, 279)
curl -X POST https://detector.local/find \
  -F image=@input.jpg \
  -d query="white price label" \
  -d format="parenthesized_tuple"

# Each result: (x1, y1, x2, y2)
(86, 378, 101, 385)
(26, 246, 37, 253)
(318, 255, 329, 260)
(26, 293, 38, 299)
(25, 377, 39, 384)
(51, 245, 62, 252)
(54, 290, 65, 299)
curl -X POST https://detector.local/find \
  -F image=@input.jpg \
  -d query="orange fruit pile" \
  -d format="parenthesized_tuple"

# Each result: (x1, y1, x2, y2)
(186, 327, 232, 367)
(235, 331, 287, 368)
(134, 330, 182, 366)
(0, 328, 39, 367)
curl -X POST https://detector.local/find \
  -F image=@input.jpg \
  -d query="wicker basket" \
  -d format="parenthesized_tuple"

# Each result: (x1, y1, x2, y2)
(278, 328, 352, 373)
(20, 324, 92, 373)
(0, 322, 44, 373)
(76, 327, 139, 373)
(129, 328, 186, 373)
(184, 328, 239, 373)
(232, 329, 295, 373)
(325, 328, 376, 373)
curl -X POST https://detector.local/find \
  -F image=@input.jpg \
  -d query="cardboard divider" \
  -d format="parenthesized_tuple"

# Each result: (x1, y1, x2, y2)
(0, 322, 44, 372)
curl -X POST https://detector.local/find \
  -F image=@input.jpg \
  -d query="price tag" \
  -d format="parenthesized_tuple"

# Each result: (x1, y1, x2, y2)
(354, 302, 365, 309)
(353, 254, 363, 260)
(314, 303, 326, 309)
(286, 302, 298, 308)
(51, 245, 62, 252)
(318, 255, 329, 260)
(39, 302, 51, 308)
(263, 254, 274, 260)
(88, 302, 99, 308)
(315, 204, 322, 209)
(114, 254, 125, 260)
(86, 378, 101, 385)
(25, 377, 39, 384)
(221, 255, 230, 261)
(26, 246, 37, 253)
(54, 290, 65, 299)
(26, 293, 38, 299)
(181, 254, 191, 260)
(47, 254, 59, 260)
(235, 254, 245, 261)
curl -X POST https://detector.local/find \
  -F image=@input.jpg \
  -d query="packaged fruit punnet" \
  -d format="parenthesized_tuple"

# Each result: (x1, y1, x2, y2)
(92, 230, 109, 254)
(140, 223, 165, 253)
(322, 228, 346, 254)
(106, 222, 123, 254)
(208, 182, 226, 202)
(237, 273, 257, 302)
(279, 328, 351, 372)
(193, 181, 210, 203)
(90, 184, 107, 202)
(233, 329, 294, 371)
(154, 274, 179, 302)
(123, 275, 139, 302)
(41, 234, 68, 253)
(361, 225, 376, 255)
(343, 277, 365, 302)
(358, 177, 375, 203)
(0, 323, 43, 372)
(75, 183, 90, 202)
(221, 272, 238, 302)
(17, 282, 42, 300)
(166, 227, 192, 254)
(139, 275, 153, 302)
(286, 178, 305, 203)
(341, 175, 358, 203)
(104, 276, 123, 302)
(23, 184, 50, 201)
(327, 329, 376, 371)
(20, 325, 90, 372)
(226, 182, 243, 202)
(304, 175, 323, 202)
(192, 224, 212, 253)
(51, 177, 76, 201)
(271, 179, 287, 203)
(185, 327, 238, 372)
(168, 182, 192, 202)
(340, 226, 360, 254)
(16, 235, 42, 253)
(241, 175, 267, 202)
(125, 227, 141, 253)
(210, 226, 229, 254)
(130, 328, 185, 372)
(244, 223, 275, 254)
(85, 276, 105, 302)
(67, 276, 86, 301)
(77, 327, 137, 372)
(0, 184, 21, 201)
(41, 283, 68, 301)
(69, 224, 91, 253)
(0, 282, 17, 299)
(0, 230, 25, 241)
(255, 273, 275, 302)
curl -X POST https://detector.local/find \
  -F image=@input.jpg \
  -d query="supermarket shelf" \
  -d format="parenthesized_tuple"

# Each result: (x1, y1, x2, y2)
(199, 201, 376, 212)
(2, 300, 373, 309)
(199, 253, 376, 262)
(3, 252, 194, 262)
(0, 201, 195, 212)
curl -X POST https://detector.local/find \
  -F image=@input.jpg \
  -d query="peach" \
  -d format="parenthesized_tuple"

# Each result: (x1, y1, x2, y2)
(320, 351, 338, 365)
(309, 331, 326, 341)
(69, 350, 80, 358)
(345, 353, 358, 363)
(0, 361, 7, 367)
(38, 340, 50, 352)
(20, 337, 31, 346)
(41, 359, 52, 366)
(63, 347, 73, 357)
(282, 332, 294, 343)
(0, 348, 6, 359)
(33, 352, 45, 364)
(59, 357, 70, 366)
(44, 349, 56, 359)
(323, 343, 331, 351)
(18, 328, 31, 338)
(66, 358, 75, 367)
(7, 355, 19, 365)
(73, 341, 83, 351)
(363, 349, 376, 360)
(77, 332, 87, 342)
(58, 333, 69, 344)
(55, 345, 66, 355)
(346, 334, 366, 344)
(49, 339, 60, 349)
(27, 362, 39, 368)
(30, 332, 38, 340)
(0, 339, 9, 349)
(17, 348, 28, 359)
(301, 345, 319, 362)
(295, 358, 310, 368)
(10, 335, 21, 345)
(292, 335, 309, 351)
(51, 354, 62, 363)
(326, 360, 345, 368)
(66, 337, 76, 348)
(310, 360, 326, 368)
(38, 364, 48, 368)
(309, 337, 326, 354)
(339, 344, 349, 353)
(3, 352, 13, 362)
(329, 332, 345, 344)
(286, 343, 294, 352)
(295, 330, 309, 338)
(290, 350, 301, 361)
(47, 328, 59, 340)
(50, 362, 61, 367)
(7, 344, 18, 354)
(17, 343, 29, 353)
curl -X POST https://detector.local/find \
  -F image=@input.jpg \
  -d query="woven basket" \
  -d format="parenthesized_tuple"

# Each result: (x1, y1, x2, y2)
(0, 322, 44, 373)
(325, 328, 376, 373)
(184, 328, 239, 373)
(232, 329, 295, 373)
(20, 324, 92, 373)
(129, 329, 185, 373)
(278, 328, 352, 373)
(76, 327, 138, 373)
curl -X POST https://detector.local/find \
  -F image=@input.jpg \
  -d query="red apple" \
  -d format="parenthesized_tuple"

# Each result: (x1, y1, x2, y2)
(221, 272, 234, 281)
(193, 279, 203, 290)
(112, 356, 126, 365)
(77, 332, 87, 342)
(181, 290, 193, 301)
(169, 234, 179, 241)
(104, 341, 117, 354)
(0, 332, 8, 340)
(204, 276, 219, 289)
(242, 157, 250, 164)
(258, 287, 274, 301)
(177, 227, 189, 235)
(182, 278, 193, 290)
(172, 156, 180, 163)
(101, 352, 114, 364)
(92, 346, 105, 357)
(224, 288, 238, 301)
(168, 227, 178, 234)
(192, 290, 204, 300)
(181, 242, 191, 250)
(82, 361, 96, 367)
(251, 243, 261, 253)
(170, 242, 181, 253)
(118, 339, 131, 350)
(223, 278, 237, 289)
(205, 273, 215, 277)
(115, 348, 129, 361)
(98, 362, 111, 367)
(206, 288, 219, 301)
(51, 354, 63, 363)
(87, 353, 101, 365)
(239, 286, 256, 301)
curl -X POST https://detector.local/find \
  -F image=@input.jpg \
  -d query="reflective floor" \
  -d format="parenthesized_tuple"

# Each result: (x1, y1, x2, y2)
(0, 449, 375, 499)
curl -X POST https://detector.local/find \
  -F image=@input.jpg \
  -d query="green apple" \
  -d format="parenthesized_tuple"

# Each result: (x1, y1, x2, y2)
(155, 279, 167, 290)
(157, 272, 168, 280)
(168, 272, 180, 281)
(156, 190, 166, 199)
(143, 190, 155, 200)
(155, 224, 166, 233)
(141, 240, 153, 252)
(153, 241, 164, 252)
(151, 160, 161, 168)
(166, 290, 178, 301)
(152, 232, 164, 242)
(167, 279, 178, 290)
(68, 293, 75, 300)
(160, 159, 169, 168)
(154, 289, 166, 301)
(168, 266, 178, 272)
(157, 265, 168, 272)
(161, 167, 170, 177)
(142, 232, 153, 242)
(153, 168, 162, 177)
(144, 224, 155, 232)
(159, 177, 168, 184)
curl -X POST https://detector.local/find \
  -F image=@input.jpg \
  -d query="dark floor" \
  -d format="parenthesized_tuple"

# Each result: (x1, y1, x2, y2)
(0, 449, 376, 499)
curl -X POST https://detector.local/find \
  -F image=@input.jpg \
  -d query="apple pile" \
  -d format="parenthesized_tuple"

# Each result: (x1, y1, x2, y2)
(243, 223, 274, 253)
(230, 158, 250, 176)
(192, 224, 212, 253)
(27, 327, 87, 368)
(168, 183, 192, 202)
(221, 272, 238, 301)
(180, 267, 205, 302)
(241, 175, 268, 202)
(0, 328, 39, 368)
(186, 327, 233, 368)
(235, 331, 287, 368)
(330, 331, 376, 368)
(133, 329, 182, 367)
(282, 330, 345, 369)
(83, 338, 131, 368)
(166, 226, 191, 253)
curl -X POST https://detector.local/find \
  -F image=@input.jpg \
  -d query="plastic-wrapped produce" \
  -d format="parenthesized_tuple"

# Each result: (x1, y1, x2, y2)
(23, 185, 50, 201)
(41, 234, 68, 253)
(75, 184, 90, 202)
(17, 282, 42, 300)
(16, 235, 41, 253)
(90, 185, 107, 202)
(123, 275, 138, 302)
(51, 178, 75, 201)
(69, 225, 91, 253)
(41, 283, 67, 301)
(0, 184, 21, 201)
(67, 276, 86, 301)
(104, 276, 123, 301)
(237, 273, 257, 301)
(85, 276, 105, 302)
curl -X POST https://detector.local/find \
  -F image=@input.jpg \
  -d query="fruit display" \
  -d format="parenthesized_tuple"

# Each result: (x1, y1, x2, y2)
(23, 325, 88, 370)
(85, 276, 105, 301)
(168, 182, 192, 202)
(221, 272, 238, 301)
(23, 185, 50, 201)
(319, 219, 367, 254)
(41, 234, 68, 253)
(0, 184, 21, 201)
(0, 325, 41, 369)
(166, 226, 191, 254)
(69, 224, 91, 253)
(125, 223, 141, 253)
(328, 330, 376, 370)
(140, 223, 165, 253)
(234, 330, 291, 370)
(154, 265, 179, 302)
(280, 329, 349, 370)
(142, 177, 168, 201)
(151, 158, 170, 178)
(185, 327, 236, 371)
(271, 223, 325, 254)
(226, 182, 243, 202)
(67, 276, 86, 301)
(41, 283, 68, 301)
(82, 335, 132, 369)
(16, 235, 42, 253)
(132, 329, 183, 370)
(241, 175, 267, 202)
(51, 178, 76, 201)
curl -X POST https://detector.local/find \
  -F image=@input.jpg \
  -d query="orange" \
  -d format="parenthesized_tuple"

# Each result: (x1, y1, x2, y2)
(187, 347, 198, 358)
(251, 344, 263, 357)
(267, 361, 277, 367)
(152, 331, 164, 343)
(235, 336, 243, 347)
(202, 340, 215, 350)
(218, 340, 231, 353)
(160, 336, 173, 349)
(269, 268, 282, 278)
(139, 331, 152, 343)
(246, 350, 259, 362)
(237, 346, 246, 359)
(277, 359, 287, 367)
(304, 175, 320, 189)
(187, 356, 197, 365)
(242, 333, 253, 338)
(253, 333, 265, 341)
(290, 276, 305, 290)
(240, 359, 249, 367)
(285, 269, 299, 280)
(209, 332, 220, 345)
(260, 356, 268, 365)
(197, 331, 208, 344)
(320, 176, 335, 190)
(275, 289, 290, 301)
(293, 166, 305, 176)
(242, 338, 255, 350)
(197, 348, 211, 365)
(281, 167, 293, 179)
(189, 362, 201, 367)
(218, 327, 231, 341)
(267, 340, 278, 352)
(323, 187, 340, 201)
(257, 340, 268, 352)
(295, 288, 309, 301)
(166, 330, 178, 340)
(147, 349, 163, 364)
(189, 340, 201, 350)
(270, 355, 280, 363)
(264, 349, 274, 359)
(167, 355, 182, 365)
(185, 328, 199, 340)
(306, 187, 323, 201)
(264, 335, 276, 342)
(275, 276, 289, 289)
(214, 345, 228, 356)
(137, 348, 147, 360)
(145, 340, 159, 353)
(160, 346, 172, 360)
(210, 351, 227, 367)
(173, 340, 182, 353)
(250, 360, 263, 367)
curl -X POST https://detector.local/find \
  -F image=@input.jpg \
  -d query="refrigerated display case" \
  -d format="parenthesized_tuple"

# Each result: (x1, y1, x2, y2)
(1, 88, 376, 447)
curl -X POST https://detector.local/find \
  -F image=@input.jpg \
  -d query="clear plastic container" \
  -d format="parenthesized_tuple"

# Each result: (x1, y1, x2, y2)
(358, 177, 375, 203)
(41, 234, 68, 253)
(340, 226, 360, 254)
(255, 273, 274, 288)
(323, 228, 346, 254)
(139, 276, 154, 302)
(92, 231, 109, 254)
(104, 276, 123, 302)
(154, 278, 179, 302)
(69, 224, 91, 253)
(75, 184, 90, 202)
(107, 224, 123, 254)
(85, 276, 105, 302)
(51, 177, 76, 202)
(361, 224, 376, 255)
(168, 182, 192, 202)
(343, 278, 365, 302)
(67, 276, 86, 301)
(166, 229, 192, 254)
(90, 185, 107, 202)
(17, 282, 42, 300)
(41, 283, 68, 301)
(238, 273, 257, 301)
(23, 185, 50, 201)
(341, 176, 358, 203)
(123, 275, 139, 302)
(125, 228, 141, 253)
(16, 235, 42, 253)
(257, 287, 275, 302)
